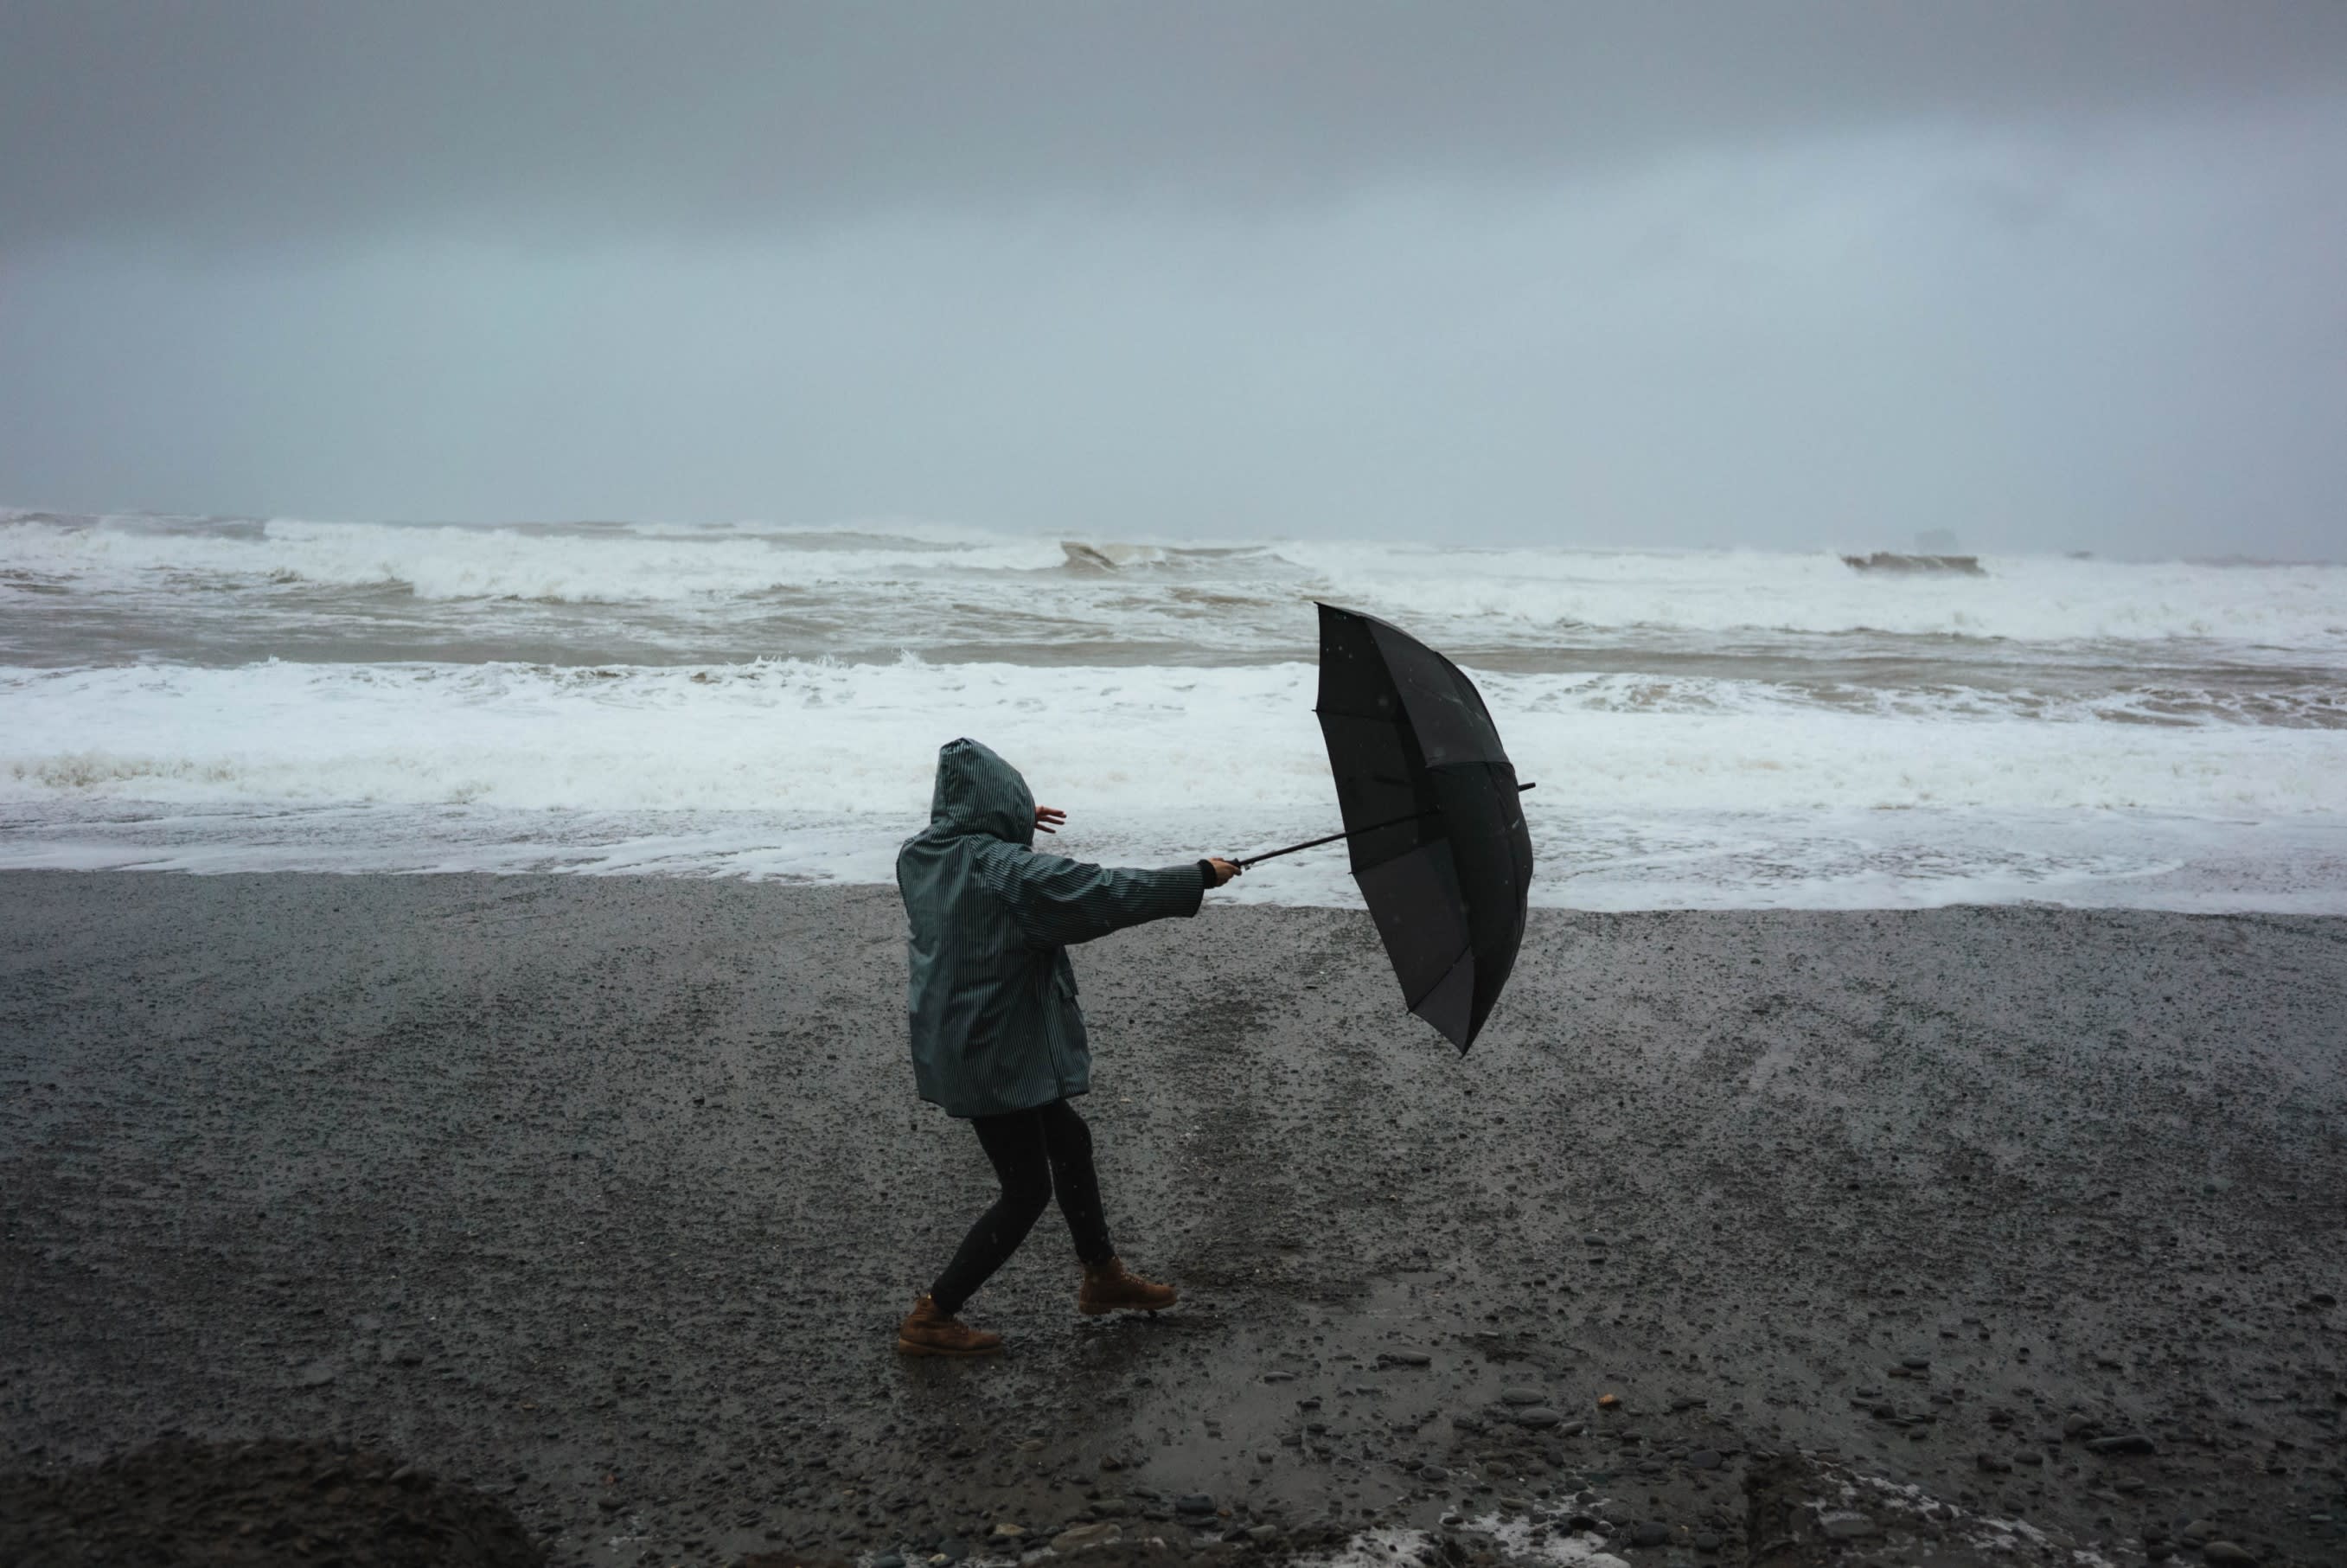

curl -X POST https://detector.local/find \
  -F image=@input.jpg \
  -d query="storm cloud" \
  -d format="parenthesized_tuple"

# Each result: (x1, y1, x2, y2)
(3, 3, 2344, 555)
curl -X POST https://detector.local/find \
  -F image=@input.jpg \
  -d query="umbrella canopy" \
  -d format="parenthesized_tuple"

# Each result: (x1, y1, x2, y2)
(1311, 602, 1533, 1051)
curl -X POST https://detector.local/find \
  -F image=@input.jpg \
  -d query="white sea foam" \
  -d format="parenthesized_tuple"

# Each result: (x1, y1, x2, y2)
(1276, 539, 2347, 651)
(0, 515, 1067, 602)
(3, 658, 2344, 908)
(1283, 1523, 1627, 1568)
(5, 513, 2344, 656)
(5, 509, 2343, 908)
(5, 659, 2342, 818)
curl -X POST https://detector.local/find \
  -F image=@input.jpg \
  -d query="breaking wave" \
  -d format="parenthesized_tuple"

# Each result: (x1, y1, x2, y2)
(3, 513, 2342, 656)
(4, 508, 2343, 909)
(5, 659, 2341, 818)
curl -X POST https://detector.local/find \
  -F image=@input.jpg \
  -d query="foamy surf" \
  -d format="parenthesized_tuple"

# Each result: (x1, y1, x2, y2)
(3, 509, 2342, 909)
(3, 658, 2341, 814)
(7, 510, 2345, 665)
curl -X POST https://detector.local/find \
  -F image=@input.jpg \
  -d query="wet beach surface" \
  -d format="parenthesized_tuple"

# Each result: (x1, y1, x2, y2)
(2, 872, 2343, 1566)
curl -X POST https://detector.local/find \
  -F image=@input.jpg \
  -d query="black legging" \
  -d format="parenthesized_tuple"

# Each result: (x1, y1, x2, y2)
(930, 1098, 1114, 1315)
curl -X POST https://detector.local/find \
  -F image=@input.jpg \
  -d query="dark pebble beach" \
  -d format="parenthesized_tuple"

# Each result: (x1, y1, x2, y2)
(3, 872, 2343, 1566)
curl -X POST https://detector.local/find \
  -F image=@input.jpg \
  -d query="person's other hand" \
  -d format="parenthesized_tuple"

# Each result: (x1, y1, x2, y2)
(1035, 805, 1067, 835)
(1205, 857, 1242, 886)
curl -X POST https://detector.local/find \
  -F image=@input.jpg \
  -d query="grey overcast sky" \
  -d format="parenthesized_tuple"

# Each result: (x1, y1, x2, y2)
(3, 3, 2344, 557)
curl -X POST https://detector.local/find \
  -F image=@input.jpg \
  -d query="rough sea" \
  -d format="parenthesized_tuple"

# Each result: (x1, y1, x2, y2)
(3, 507, 2342, 910)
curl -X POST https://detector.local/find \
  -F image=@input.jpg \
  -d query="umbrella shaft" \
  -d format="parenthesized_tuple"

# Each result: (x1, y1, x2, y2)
(1236, 782, 1533, 869)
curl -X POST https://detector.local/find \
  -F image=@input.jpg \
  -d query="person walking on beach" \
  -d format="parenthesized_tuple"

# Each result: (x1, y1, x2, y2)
(894, 738, 1241, 1357)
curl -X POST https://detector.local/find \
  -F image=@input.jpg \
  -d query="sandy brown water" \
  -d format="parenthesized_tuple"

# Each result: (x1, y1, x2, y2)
(2, 874, 2343, 1565)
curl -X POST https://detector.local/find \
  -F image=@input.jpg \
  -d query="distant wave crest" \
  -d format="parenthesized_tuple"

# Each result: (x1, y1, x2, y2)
(4, 512, 2342, 654)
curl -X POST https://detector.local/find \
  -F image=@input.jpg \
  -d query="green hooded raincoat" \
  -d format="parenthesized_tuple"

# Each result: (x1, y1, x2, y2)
(898, 739, 1210, 1118)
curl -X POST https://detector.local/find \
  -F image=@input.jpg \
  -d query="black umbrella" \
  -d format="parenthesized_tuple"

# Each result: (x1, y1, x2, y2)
(1238, 603, 1534, 1052)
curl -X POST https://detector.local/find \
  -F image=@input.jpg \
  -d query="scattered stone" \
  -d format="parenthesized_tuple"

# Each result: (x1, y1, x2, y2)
(2200, 1546, 2259, 1566)
(1692, 1532, 1722, 1554)
(1499, 1388, 1543, 1406)
(1244, 1526, 1280, 1546)
(1975, 1453, 2012, 1473)
(937, 1539, 970, 1562)
(2061, 1414, 2094, 1438)
(2180, 1520, 2216, 1544)
(1174, 1494, 1216, 1517)
(1417, 1466, 1449, 1485)
(1686, 1449, 1722, 1470)
(1051, 1523, 1123, 1555)
(1628, 1521, 1671, 1547)
(2087, 1433, 2158, 1456)
(873, 1555, 905, 1568)
(1377, 1351, 1432, 1367)
(1596, 1394, 1622, 1411)
(1513, 1407, 1563, 1429)
(1901, 1356, 1930, 1370)
(991, 1523, 1026, 1539)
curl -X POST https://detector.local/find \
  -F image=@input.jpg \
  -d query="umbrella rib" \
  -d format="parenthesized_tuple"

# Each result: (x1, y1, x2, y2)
(1404, 944, 1474, 1013)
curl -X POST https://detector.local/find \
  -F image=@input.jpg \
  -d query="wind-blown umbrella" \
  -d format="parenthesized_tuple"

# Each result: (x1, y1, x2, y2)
(1240, 603, 1534, 1051)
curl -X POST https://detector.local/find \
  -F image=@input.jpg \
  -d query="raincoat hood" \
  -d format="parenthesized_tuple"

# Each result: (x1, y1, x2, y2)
(926, 738, 1036, 847)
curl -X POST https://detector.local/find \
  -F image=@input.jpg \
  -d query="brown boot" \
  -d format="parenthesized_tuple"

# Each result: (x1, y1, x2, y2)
(895, 1295, 1004, 1357)
(1078, 1257, 1178, 1316)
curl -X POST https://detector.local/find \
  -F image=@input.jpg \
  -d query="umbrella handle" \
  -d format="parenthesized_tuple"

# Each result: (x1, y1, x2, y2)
(1235, 782, 1534, 869)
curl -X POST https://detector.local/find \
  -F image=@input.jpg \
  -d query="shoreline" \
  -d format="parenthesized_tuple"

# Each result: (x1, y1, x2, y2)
(3, 873, 2343, 1565)
(4, 806, 2345, 917)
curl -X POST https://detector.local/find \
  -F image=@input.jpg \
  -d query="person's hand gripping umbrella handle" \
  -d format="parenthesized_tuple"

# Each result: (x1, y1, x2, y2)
(1203, 857, 1243, 886)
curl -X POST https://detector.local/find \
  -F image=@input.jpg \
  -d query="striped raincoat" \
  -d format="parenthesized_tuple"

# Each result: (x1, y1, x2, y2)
(897, 739, 1211, 1118)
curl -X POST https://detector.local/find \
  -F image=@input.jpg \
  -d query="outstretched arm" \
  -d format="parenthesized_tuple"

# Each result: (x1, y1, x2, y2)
(976, 842, 1237, 947)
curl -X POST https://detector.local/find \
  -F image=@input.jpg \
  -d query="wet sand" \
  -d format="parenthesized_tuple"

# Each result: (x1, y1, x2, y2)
(2, 873, 2343, 1566)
